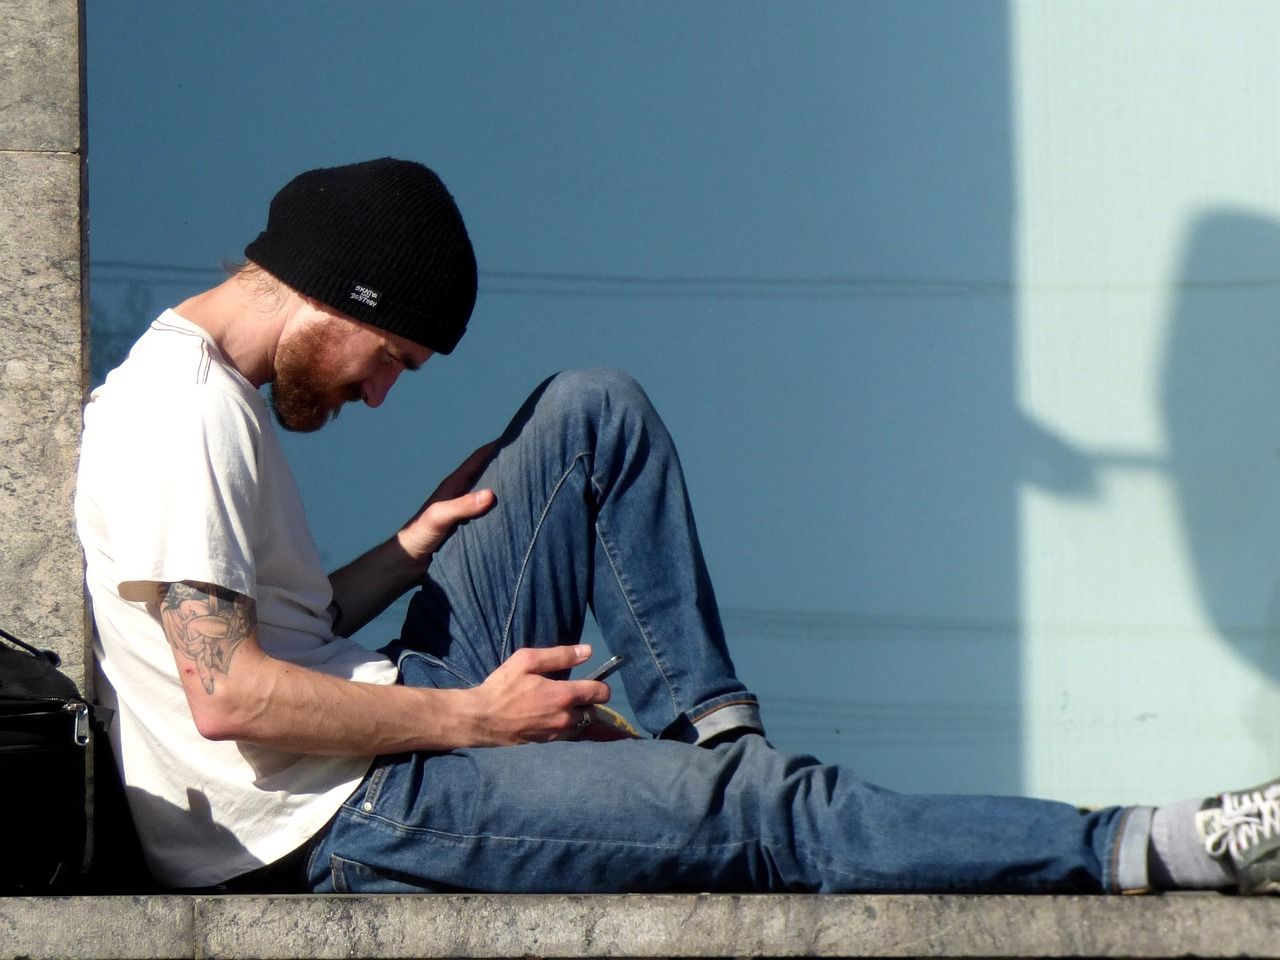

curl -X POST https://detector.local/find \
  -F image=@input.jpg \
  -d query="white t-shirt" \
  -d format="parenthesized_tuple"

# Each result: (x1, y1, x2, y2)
(76, 310, 398, 888)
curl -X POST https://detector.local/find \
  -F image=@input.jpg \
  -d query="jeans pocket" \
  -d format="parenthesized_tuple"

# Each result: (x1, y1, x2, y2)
(329, 853, 447, 894)
(396, 649, 480, 689)
(344, 756, 394, 818)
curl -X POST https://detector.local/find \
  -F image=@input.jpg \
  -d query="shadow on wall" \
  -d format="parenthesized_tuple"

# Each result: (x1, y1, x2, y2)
(1162, 210, 1280, 707)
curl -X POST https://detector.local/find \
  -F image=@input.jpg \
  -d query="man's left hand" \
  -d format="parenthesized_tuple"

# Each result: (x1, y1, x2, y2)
(399, 441, 499, 563)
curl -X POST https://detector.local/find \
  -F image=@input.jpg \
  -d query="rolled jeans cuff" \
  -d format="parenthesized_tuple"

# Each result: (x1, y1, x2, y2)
(681, 694, 765, 746)
(1110, 804, 1154, 894)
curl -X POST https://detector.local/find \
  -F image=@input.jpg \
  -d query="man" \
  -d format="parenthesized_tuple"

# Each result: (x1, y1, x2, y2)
(77, 158, 1278, 896)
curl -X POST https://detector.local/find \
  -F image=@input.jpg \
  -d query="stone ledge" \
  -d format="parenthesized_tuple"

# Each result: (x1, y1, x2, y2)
(1, 893, 1277, 959)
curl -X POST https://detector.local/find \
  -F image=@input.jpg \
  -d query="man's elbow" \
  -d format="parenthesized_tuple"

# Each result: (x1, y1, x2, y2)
(192, 711, 241, 742)
(186, 693, 259, 743)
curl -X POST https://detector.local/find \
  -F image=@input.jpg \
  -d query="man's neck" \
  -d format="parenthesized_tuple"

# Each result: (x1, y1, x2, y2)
(175, 275, 292, 388)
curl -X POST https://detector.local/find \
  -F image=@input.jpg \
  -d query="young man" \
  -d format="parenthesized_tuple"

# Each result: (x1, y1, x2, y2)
(76, 158, 1279, 895)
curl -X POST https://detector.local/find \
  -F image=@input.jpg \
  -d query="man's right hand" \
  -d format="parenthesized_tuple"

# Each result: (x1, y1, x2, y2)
(468, 644, 613, 746)
(160, 581, 613, 754)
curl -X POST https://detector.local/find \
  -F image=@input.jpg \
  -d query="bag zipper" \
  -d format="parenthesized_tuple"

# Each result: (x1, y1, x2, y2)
(66, 701, 90, 747)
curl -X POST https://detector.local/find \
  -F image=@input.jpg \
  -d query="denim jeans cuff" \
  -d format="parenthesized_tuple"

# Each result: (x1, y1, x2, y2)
(1111, 804, 1154, 893)
(687, 695, 765, 746)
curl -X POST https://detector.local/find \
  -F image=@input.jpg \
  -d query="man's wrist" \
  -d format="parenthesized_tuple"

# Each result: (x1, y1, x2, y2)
(394, 530, 434, 581)
(418, 685, 489, 750)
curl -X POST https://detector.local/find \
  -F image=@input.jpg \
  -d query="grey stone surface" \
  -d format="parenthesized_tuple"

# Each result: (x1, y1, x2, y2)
(0, 896, 192, 960)
(0, 149, 88, 683)
(2, 894, 1279, 959)
(0, 0, 86, 685)
(0, 0, 82, 151)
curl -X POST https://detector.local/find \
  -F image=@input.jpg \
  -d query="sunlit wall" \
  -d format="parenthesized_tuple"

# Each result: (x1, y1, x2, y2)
(1013, 1, 1280, 802)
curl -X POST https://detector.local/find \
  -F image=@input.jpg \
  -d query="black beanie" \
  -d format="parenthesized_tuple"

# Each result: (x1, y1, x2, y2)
(244, 158, 477, 355)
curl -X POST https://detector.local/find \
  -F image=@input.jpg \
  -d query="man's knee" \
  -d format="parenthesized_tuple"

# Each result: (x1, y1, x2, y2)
(539, 368, 654, 422)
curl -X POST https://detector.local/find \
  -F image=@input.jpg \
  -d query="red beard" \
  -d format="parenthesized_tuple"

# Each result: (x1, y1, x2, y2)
(269, 321, 357, 432)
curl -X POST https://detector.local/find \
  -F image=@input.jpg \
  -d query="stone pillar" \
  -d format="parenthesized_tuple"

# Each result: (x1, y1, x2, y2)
(0, 0, 88, 686)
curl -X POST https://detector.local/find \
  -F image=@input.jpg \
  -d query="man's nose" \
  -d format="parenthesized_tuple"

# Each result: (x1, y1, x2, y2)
(361, 366, 403, 408)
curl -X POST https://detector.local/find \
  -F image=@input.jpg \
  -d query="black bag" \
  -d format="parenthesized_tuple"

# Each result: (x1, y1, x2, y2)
(0, 625, 90, 893)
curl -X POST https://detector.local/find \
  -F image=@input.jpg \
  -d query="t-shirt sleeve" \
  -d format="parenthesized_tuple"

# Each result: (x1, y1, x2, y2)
(107, 386, 262, 604)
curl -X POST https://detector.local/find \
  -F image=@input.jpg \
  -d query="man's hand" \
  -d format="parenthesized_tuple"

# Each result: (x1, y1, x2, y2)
(397, 441, 500, 564)
(468, 645, 613, 746)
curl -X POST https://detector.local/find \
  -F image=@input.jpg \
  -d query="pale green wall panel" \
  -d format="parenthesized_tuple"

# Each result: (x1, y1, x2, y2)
(1013, 0, 1280, 802)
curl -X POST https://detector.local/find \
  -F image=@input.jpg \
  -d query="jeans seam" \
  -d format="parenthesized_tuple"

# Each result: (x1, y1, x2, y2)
(303, 827, 327, 890)
(397, 649, 478, 687)
(329, 853, 351, 893)
(791, 836, 869, 887)
(687, 697, 759, 723)
(790, 835, 1043, 894)
(348, 760, 392, 814)
(499, 451, 591, 661)
(1106, 805, 1133, 894)
(594, 513, 683, 720)
(351, 811, 759, 853)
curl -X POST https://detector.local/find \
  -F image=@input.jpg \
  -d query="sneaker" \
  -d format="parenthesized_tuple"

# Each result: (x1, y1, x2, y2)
(1195, 779, 1280, 894)
(566, 705, 641, 742)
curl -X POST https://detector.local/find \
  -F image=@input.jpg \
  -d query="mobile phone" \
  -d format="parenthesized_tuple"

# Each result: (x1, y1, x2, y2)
(583, 654, 627, 683)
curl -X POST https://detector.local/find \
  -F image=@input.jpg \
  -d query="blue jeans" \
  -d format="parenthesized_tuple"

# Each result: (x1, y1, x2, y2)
(306, 369, 1147, 894)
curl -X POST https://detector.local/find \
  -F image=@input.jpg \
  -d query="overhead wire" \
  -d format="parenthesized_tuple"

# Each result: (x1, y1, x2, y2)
(89, 258, 1011, 301)
(91, 258, 1280, 301)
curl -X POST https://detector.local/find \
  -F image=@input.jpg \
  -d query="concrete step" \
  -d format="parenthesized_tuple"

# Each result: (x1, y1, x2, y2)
(2, 892, 1277, 959)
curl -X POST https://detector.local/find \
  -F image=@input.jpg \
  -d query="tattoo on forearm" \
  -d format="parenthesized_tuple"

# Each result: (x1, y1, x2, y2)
(159, 581, 255, 695)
